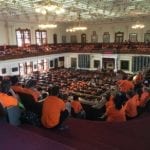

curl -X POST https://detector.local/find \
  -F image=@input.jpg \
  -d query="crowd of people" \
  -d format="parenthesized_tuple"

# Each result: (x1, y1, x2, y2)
(0, 42, 150, 60)
(0, 68, 150, 130)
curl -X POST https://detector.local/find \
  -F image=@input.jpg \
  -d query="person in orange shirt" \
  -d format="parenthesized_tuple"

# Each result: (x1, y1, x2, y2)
(139, 87, 150, 108)
(10, 76, 24, 93)
(125, 90, 140, 119)
(106, 93, 126, 122)
(0, 80, 18, 108)
(22, 79, 41, 102)
(71, 95, 86, 119)
(41, 86, 69, 130)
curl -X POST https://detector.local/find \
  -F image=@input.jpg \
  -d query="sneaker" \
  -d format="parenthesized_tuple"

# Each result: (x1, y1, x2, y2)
(58, 125, 69, 131)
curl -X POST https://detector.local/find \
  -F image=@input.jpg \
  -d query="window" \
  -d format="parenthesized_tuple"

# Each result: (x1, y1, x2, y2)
(35, 30, 47, 45)
(16, 28, 31, 47)
(70, 35, 77, 43)
(2, 68, 6, 74)
(115, 32, 124, 43)
(120, 60, 129, 70)
(78, 54, 90, 68)
(81, 34, 86, 44)
(12, 67, 18, 72)
(53, 34, 57, 44)
(94, 60, 100, 68)
(34, 64, 37, 69)
(71, 58, 77, 68)
(144, 31, 150, 43)
(62, 36, 67, 43)
(91, 31, 98, 43)
(50, 60, 54, 67)
(129, 33, 137, 42)
(132, 56, 150, 72)
(103, 32, 110, 43)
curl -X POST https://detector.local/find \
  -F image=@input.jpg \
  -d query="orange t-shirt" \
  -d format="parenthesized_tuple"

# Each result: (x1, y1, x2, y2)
(139, 91, 150, 107)
(125, 94, 139, 117)
(71, 101, 83, 113)
(41, 96, 65, 128)
(22, 88, 40, 102)
(106, 105, 126, 122)
(0, 93, 18, 108)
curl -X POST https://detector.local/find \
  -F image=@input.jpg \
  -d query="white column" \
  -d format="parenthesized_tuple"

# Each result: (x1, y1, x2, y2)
(114, 57, 118, 72)
(5, 21, 10, 45)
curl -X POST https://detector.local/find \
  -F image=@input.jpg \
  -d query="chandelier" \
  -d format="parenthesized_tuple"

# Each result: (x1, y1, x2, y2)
(131, 21, 145, 29)
(66, 26, 87, 32)
(66, 14, 87, 32)
(38, 24, 57, 29)
(35, 1, 65, 15)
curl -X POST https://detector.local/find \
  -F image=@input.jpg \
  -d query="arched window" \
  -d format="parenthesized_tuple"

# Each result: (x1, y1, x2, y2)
(35, 29, 47, 45)
(115, 31, 124, 43)
(129, 33, 137, 42)
(53, 34, 57, 44)
(91, 31, 98, 43)
(16, 28, 31, 47)
(144, 30, 150, 43)
(103, 32, 110, 43)
(81, 33, 86, 44)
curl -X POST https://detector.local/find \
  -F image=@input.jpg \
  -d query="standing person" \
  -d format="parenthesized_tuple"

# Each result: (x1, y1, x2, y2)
(41, 86, 69, 130)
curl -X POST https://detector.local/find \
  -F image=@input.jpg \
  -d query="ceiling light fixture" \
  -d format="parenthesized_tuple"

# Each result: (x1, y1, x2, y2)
(66, 14, 87, 32)
(131, 21, 145, 29)
(35, 1, 65, 15)
(38, 24, 57, 29)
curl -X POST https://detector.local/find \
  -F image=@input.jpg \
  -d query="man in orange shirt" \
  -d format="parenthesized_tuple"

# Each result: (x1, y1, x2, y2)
(41, 86, 69, 130)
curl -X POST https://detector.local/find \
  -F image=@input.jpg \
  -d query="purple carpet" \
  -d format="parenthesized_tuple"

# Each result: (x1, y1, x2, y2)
(0, 122, 73, 150)
(20, 113, 150, 150)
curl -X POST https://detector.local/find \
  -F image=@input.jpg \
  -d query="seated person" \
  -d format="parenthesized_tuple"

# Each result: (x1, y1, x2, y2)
(106, 93, 126, 122)
(139, 87, 150, 108)
(22, 79, 41, 102)
(0, 80, 18, 108)
(41, 86, 69, 130)
(71, 95, 86, 119)
(125, 90, 140, 119)
(10, 76, 24, 93)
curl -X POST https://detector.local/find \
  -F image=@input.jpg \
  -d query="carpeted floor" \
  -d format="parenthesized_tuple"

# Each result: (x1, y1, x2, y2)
(20, 113, 150, 150)
(0, 121, 73, 150)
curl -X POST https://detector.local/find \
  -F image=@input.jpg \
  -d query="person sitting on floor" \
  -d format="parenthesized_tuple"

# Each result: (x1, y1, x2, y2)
(23, 79, 41, 102)
(0, 79, 18, 108)
(125, 90, 140, 120)
(71, 95, 86, 119)
(100, 93, 126, 122)
(41, 86, 69, 130)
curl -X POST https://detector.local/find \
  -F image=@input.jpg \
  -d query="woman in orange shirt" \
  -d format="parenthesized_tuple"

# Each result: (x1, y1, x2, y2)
(106, 93, 126, 122)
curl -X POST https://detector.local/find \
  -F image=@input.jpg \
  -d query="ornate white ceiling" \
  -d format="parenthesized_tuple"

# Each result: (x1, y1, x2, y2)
(0, 0, 149, 24)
